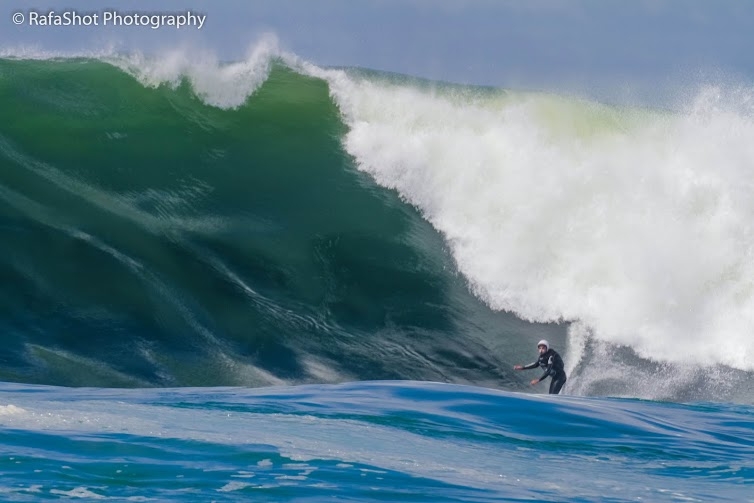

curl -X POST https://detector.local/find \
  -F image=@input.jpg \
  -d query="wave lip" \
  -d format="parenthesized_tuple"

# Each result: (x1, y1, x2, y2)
(107, 35, 283, 109)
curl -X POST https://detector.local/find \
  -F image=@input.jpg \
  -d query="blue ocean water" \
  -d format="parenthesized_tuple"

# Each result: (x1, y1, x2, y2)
(1, 381, 752, 502)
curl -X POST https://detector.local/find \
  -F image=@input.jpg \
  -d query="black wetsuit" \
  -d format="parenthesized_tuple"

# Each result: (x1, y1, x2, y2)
(522, 348, 567, 394)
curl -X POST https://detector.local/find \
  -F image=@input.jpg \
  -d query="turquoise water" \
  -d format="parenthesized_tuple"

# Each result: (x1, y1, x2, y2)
(2, 52, 754, 500)
(0, 57, 555, 390)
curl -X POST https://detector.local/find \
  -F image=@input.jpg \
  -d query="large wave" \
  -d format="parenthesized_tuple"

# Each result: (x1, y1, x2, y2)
(2, 42, 753, 402)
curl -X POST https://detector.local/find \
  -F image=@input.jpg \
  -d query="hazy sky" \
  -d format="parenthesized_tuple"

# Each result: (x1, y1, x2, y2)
(3, 0, 753, 103)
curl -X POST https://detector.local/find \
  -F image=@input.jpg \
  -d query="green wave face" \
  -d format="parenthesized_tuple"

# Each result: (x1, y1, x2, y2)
(0, 58, 549, 388)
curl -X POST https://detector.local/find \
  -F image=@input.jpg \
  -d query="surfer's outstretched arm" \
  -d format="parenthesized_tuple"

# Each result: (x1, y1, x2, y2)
(513, 361, 538, 371)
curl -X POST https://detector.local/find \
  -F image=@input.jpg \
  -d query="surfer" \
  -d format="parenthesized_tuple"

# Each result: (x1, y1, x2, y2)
(513, 340, 567, 394)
